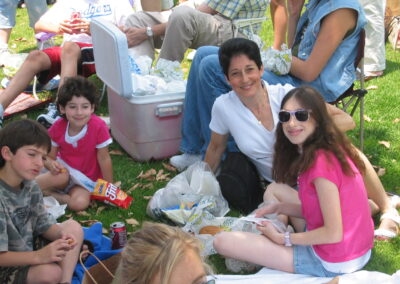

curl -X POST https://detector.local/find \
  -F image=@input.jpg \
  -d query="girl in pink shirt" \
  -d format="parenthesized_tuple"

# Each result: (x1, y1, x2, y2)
(36, 76, 113, 211)
(214, 86, 374, 277)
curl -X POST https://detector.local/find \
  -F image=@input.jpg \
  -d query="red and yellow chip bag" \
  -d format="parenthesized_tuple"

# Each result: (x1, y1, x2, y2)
(91, 179, 133, 209)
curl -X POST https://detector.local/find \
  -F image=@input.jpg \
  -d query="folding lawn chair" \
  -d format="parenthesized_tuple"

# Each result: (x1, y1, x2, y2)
(330, 29, 367, 151)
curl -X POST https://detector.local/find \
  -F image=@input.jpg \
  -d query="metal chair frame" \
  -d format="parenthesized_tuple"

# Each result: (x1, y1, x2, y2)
(331, 29, 367, 151)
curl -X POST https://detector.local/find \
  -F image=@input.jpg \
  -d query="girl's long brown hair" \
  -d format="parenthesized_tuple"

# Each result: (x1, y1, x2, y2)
(273, 86, 365, 185)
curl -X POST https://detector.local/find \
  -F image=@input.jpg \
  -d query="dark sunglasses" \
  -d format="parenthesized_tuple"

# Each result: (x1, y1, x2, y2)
(278, 109, 311, 123)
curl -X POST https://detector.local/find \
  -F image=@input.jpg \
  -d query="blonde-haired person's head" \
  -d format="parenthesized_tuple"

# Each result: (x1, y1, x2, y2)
(113, 222, 211, 284)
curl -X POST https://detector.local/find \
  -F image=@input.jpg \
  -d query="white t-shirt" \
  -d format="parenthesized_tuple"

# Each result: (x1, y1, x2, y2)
(210, 82, 294, 181)
(39, 0, 133, 44)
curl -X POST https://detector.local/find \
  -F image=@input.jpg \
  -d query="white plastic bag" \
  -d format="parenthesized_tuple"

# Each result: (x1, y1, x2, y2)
(43, 196, 67, 220)
(147, 161, 229, 225)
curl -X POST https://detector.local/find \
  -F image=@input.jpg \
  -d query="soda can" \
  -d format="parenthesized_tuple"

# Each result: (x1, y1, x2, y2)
(70, 11, 81, 20)
(110, 222, 127, 250)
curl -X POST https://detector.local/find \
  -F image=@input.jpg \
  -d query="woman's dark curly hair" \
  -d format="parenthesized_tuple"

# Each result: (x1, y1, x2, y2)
(272, 86, 365, 185)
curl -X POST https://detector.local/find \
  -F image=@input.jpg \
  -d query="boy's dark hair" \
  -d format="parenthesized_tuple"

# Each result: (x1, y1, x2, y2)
(218, 38, 263, 79)
(56, 76, 98, 110)
(0, 119, 51, 168)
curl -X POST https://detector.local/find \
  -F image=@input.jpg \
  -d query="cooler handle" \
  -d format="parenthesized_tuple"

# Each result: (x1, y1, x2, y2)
(155, 102, 183, 117)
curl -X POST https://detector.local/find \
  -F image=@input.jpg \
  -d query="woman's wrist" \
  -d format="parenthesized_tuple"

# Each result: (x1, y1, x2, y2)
(283, 231, 292, 247)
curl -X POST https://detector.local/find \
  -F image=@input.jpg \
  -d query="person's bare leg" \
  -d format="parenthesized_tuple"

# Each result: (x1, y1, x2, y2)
(358, 149, 399, 237)
(58, 219, 84, 283)
(0, 50, 51, 108)
(263, 183, 305, 233)
(59, 42, 81, 86)
(36, 171, 70, 204)
(36, 171, 69, 191)
(67, 185, 91, 212)
(0, 28, 12, 46)
(270, 0, 288, 50)
(26, 263, 63, 284)
(214, 231, 294, 273)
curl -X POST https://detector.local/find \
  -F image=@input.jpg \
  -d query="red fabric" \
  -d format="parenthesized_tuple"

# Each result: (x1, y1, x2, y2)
(38, 42, 96, 84)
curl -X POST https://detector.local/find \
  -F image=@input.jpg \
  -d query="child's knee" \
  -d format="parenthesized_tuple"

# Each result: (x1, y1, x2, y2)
(264, 183, 277, 200)
(68, 191, 90, 211)
(28, 263, 62, 284)
(61, 42, 80, 56)
(24, 50, 50, 69)
(213, 232, 229, 254)
(49, 171, 70, 189)
(60, 219, 83, 241)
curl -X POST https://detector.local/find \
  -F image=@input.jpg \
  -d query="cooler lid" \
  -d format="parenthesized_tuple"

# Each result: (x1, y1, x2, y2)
(90, 18, 133, 98)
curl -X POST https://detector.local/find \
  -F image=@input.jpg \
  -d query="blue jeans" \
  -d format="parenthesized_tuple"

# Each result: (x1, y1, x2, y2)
(180, 46, 301, 156)
(180, 46, 237, 155)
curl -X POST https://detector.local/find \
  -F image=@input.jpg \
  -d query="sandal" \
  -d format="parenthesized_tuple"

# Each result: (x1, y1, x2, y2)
(374, 208, 400, 240)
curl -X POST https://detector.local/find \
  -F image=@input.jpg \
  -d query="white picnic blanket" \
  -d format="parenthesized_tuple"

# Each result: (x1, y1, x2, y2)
(210, 268, 400, 284)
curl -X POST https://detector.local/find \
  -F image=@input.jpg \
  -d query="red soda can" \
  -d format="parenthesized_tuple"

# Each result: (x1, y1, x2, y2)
(70, 11, 81, 24)
(71, 11, 81, 20)
(110, 222, 127, 250)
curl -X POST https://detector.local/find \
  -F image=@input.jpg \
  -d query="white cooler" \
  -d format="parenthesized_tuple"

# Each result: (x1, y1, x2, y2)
(90, 18, 185, 161)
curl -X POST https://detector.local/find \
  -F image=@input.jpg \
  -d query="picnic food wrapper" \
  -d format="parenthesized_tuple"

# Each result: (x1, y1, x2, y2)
(91, 179, 133, 209)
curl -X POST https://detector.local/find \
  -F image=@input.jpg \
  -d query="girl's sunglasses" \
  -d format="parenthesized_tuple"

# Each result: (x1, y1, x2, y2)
(278, 109, 311, 123)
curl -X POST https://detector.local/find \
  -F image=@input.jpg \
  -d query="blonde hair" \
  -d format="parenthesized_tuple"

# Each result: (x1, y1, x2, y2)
(113, 222, 208, 284)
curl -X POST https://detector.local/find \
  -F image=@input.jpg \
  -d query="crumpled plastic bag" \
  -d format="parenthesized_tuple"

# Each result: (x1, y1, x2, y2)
(146, 161, 229, 226)
(261, 44, 292, 75)
(153, 58, 184, 82)
(1, 53, 28, 78)
(43, 196, 67, 221)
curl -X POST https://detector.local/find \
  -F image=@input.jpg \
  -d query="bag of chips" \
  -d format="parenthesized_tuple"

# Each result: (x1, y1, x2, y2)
(91, 179, 133, 209)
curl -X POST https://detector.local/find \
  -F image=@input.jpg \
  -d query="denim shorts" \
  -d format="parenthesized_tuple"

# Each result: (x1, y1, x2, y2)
(0, 0, 47, 28)
(293, 245, 343, 278)
(0, 0, 19, 28)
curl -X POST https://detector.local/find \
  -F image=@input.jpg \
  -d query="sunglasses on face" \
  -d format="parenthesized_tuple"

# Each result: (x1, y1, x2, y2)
(278, 109, 311, 123)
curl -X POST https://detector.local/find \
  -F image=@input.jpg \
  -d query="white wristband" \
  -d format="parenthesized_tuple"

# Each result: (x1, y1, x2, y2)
(284, 231, 292, 247)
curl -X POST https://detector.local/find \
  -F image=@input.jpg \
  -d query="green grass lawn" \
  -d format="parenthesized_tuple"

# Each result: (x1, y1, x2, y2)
(1, 6, 400, 275)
